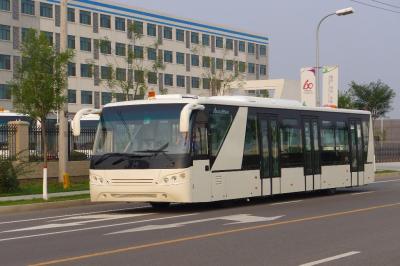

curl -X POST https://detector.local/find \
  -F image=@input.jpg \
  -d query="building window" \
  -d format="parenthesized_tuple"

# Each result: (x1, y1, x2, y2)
(164, 50, 173, 63)
(81, 90, 93, 105)
(191, 54, 199, 66)
(202, 78, 210, 90)
(226, 39, 233, 50)
(80, 64, 92, 78)
(202, 56, 210, 68)
(280, 119, 303, 167)
(248, 43, 255, 54)
(21, 0, 35, 15)
(68, 89, 76, 103)
(67, 8, 75, 22)
(216, 58, 223, 70)
(239, 62, 246, 73)
(40, 3, 53, 18)
(176, 52, 184, 65)
(0, 0, 10, 11)
(148, 72, 157, 84)
(100, 14, 111, 28)
(239, 41, 245, 52)
(101, 92, 112, 105)
(260, 45, 267, 56)
(147, 47, 156, 61)
(147, 23, 156, 36)
(177, 75, 185, 88)
(21, 27, 29, 41)
(67, 35, 75, 49)
(79, 10, 91, 25)
(80, 37, 91, 52)
(191, 32, 199, 44)
(68, 62, 76, 76)
(226, 60, 234, 71)
(115, 42, 126, 56)
(202, 34, 210, 46)
(41, 31, 53, 44)
(0, 84, 11, 99)
(114, 17, 125, 31)
(216, 36, 223, 48)
(260, 65, 267, 75)
(0, 25, 10, 41)
(248, 63, 255, 74)
(163, 26, 172, 39)
(116, 68, 126, 81)
(134, 46, 143, 59)
(134, 70, 144, 83)
(101, 66, 111, 79)
(100, 40, 111, 54)
(133, 21, 143, 34)
(164, 74, 173, 86)
(191, 77, 200, 89)
(176, 29, 184, 42)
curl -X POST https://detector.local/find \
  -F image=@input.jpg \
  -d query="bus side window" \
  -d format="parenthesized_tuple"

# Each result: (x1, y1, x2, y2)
(192, 112, 208, 159)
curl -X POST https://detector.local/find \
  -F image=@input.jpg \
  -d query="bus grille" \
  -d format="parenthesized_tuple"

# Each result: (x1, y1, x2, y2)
(110, 178, 154, 185)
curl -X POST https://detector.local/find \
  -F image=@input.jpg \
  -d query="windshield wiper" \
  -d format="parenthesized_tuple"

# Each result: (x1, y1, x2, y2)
(94, 152, 151, 165)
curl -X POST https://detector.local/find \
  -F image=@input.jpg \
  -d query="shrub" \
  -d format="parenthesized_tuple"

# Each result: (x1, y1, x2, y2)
(0, 159, 20, 193)
(69, 150, 88, 161)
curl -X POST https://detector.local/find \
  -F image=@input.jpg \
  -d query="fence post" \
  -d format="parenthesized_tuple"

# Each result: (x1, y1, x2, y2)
(8, 121, 30, 162)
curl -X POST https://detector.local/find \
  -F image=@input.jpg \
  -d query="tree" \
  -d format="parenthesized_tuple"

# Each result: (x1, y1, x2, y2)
(349, 80, 396, 119)
(191, 45, 244, 96)
(8, 29, 74, 199)
(101, 23, 164, 101)
(338, 90, 354, 109)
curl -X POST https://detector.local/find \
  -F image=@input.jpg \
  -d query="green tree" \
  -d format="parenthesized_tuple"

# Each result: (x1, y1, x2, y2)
(349, 80, 396, 119)
(8, 29, 74, 199)
(338, 90, 354, 109)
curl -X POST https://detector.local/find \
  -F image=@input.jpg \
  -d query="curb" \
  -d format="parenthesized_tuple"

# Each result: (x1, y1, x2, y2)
(0, 198, 100, 214)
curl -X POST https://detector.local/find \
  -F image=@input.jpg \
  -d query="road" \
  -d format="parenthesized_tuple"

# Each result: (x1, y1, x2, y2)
(0, 175, 400, 266)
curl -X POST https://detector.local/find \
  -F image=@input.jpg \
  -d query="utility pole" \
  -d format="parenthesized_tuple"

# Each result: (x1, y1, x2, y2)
(58, 0, 69, 184)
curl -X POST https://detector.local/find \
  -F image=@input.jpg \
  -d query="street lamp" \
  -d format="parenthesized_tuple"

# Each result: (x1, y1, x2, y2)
(315, 7, 354, 107)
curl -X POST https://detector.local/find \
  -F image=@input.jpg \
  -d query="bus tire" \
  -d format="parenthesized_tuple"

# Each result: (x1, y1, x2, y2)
(150, 202, 171, 210)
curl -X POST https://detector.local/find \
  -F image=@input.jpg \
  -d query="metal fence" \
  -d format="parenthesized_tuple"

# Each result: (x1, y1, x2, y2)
(0, 124, 17, 160)
(68, 126, 97, 161)
(375, 142, 400, 163)
(27, 125, 97, 162)
(29, 126, 59, 161)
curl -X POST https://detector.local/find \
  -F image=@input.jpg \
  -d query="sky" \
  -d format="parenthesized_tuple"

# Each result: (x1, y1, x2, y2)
(115, 0, 400, 118)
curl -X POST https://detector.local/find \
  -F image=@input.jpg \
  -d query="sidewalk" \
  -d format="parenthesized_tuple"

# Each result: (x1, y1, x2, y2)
(0, 190, 89, 202)
(376, 162, 400, 171)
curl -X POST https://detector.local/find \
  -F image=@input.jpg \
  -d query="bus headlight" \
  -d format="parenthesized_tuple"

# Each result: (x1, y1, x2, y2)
(90, 174, 110, 185)
(160, 172, 186, 185)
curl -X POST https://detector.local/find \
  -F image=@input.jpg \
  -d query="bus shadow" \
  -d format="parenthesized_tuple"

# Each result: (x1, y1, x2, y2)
(113, 187, 374, 214)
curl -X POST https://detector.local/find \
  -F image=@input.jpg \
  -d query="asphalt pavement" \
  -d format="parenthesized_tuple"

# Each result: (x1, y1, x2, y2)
(0, 174, 400, 266)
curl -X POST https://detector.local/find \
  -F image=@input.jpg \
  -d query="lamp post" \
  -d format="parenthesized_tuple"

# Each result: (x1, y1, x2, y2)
(315, 7, 354, 107)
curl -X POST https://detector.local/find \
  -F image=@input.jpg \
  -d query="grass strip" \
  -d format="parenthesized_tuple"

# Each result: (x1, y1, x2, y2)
(0, 194, 90, 206)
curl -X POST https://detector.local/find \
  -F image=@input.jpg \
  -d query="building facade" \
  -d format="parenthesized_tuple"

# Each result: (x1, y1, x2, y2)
(0, 0, 269, 113)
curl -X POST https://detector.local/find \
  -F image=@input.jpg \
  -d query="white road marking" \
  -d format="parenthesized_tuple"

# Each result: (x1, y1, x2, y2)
(107, 214, 284, 235)
(299, 251, 361, 266)
(270, 200, 303, 206)
(4, 213, 152, 233)
(0, 213, 197, 242)
(374, 179, 400, 184)
(351, 191, 375, 196)
(0, 205, 149, 225)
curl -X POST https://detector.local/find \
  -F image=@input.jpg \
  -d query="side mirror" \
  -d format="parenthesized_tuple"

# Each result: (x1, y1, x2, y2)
(72, 108, 101, 136)
(179, 103, 205, 133)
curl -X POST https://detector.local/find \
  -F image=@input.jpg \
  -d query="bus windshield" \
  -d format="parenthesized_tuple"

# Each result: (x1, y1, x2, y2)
(93, 104, 189, 158)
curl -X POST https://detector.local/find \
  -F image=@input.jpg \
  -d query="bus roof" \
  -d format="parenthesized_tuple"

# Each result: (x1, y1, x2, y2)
(104, 95, 371, 116)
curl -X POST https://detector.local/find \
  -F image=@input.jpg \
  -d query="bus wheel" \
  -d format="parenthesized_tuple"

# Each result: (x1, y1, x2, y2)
(150, 202, 171, 210)
(322, 188, 337, 195)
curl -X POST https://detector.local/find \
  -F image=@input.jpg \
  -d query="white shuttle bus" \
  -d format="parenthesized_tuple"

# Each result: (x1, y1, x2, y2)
(73, 95, 375, 208)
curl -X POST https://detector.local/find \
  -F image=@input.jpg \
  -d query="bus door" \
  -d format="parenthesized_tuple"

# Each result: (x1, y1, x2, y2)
(349, 119, 364, 186)
(302, 117, 321, 191)
(258, 114, 280, 195)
